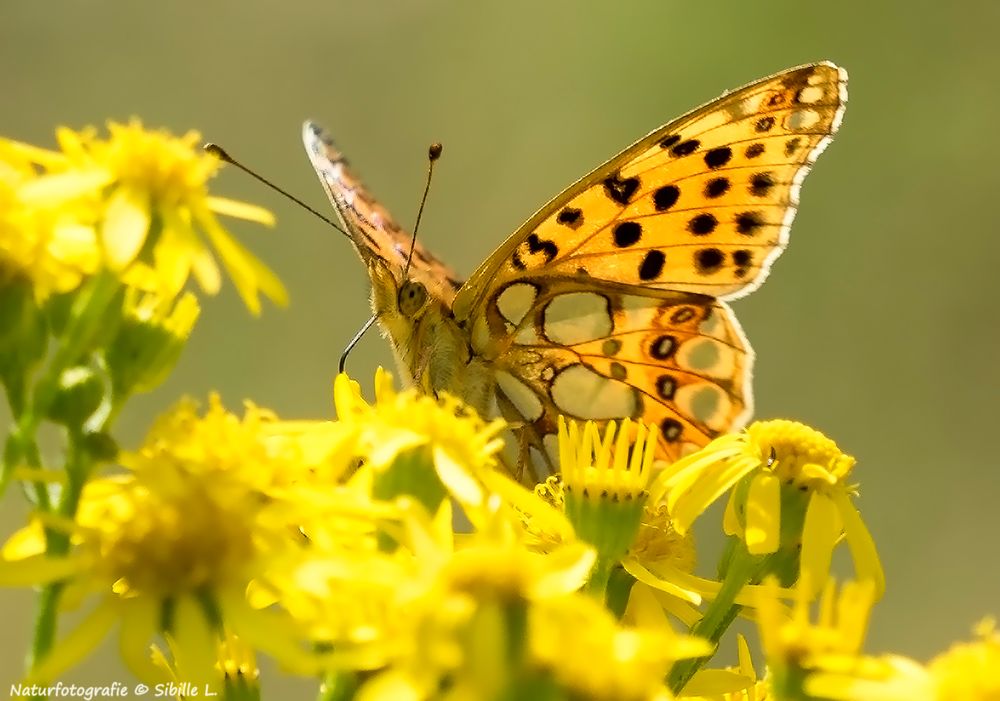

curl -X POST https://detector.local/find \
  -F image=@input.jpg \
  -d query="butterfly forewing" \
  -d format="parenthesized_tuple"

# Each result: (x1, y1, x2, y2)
(454, 63, 847, 317)
(303, 121, 463, 301)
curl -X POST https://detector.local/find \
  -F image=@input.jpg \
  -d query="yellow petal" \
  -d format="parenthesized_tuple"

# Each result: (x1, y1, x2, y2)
(1, 521, 47, 560)
(0, 553, 84, 585)
(723, 489, 742, 537)
(801, 492, 842, 597)
(683, 669, 754, 695)
(648, 440, 744, 504)
(224, 595, 318, 675)
(206, 196, 276, 226)
(530, 543, 596, 598)
(624, 582, 672, 629)
(745, 472, 781, 554)
(433, 444, 484, 507)
(622, 558, 702, 605)
(833, 490, 886, 599)
(199, 210, 288, 313)
(119, 599, 168, 683)
(19, 169, 112, 205)
(102, 186, 151, 269)
(154, 215, 198, 296)
(356, 669, 423, 701)
(161, 208, 221, 295)
(0, 137, 68, 169)
(49, 222, 100, 271)
(26, 597, 118, 682)
(668, 455, 758, 535)
(190, 244, 222, 295)
(171, 595, 217, 689)
(736, 633, 756, 678)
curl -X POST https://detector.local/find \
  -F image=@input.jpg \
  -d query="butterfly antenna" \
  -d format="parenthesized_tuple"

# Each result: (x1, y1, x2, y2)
(402, 142, 443, 277)
(203, 143, 351, 240)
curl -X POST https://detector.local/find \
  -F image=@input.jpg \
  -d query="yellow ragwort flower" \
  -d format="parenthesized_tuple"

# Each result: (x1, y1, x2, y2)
(3, 121, 286, 313)
(531, 592, 709, 701)
(0, 395, 314, 682)
(559, 418, 658, 578)
(0, 148, 99, 299)
(333, 369, 506, 516)
(755, 577, 888, 700)
(926, 619, 1000, 701)
(651, 420, 884, 598)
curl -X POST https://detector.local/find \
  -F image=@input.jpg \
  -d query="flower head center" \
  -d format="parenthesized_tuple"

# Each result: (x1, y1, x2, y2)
(747, 420, 855, 488)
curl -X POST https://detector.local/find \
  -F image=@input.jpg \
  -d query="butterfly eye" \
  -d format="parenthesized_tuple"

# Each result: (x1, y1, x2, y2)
(398, 280, 428, 315)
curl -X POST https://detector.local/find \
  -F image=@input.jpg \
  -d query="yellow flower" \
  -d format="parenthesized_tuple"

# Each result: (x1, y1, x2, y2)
(0, 396, 311, 682)
(515, 418, 705, 622)
(652, 420, 884, 599)
(0, 150, 99, 299)
(333, 369, 507, 517)
(927, 619, 1000, 701)
(804, 619, 1000, 701)
(531, 592, 709, 701)
(755, 577, 885, 700)
(558, 417, 658, 592)
(3, 121, 286, 313)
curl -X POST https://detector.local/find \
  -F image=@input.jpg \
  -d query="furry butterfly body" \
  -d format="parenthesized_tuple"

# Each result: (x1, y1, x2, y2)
(304, 62, 848, 484)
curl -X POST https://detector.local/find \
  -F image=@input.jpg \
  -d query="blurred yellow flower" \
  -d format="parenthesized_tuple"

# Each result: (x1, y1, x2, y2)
(531, 592, 708, 701)
(0, 151, 99, 299)
(804, 619, 1000, 701)
(0, 395, 312, 682)
(755, 578, 882, 700)
(927, 619, 1000, 701)
(333, 369, 507, 516)
(2, 121, 287, 313)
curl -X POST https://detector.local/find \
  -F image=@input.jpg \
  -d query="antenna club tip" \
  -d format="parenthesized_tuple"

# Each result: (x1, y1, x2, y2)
(428, 142, 443, 161)
(204, 143, 233, 162)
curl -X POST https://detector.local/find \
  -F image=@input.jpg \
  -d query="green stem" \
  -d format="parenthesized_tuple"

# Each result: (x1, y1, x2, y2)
(583, 556, 615, 599)
(27, 580, 65, 674)
(606, 566, 635, 619)
(667, 541, 765, 694)
(27, 428, 92, 681)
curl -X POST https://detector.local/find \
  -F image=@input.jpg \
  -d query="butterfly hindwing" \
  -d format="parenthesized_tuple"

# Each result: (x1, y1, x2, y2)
(474, 276, 754, 482)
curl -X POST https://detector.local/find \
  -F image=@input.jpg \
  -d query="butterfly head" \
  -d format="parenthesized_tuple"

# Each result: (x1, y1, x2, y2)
(367, 257, 437, 326)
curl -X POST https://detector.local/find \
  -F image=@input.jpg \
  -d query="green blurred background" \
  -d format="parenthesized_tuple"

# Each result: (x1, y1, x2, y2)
(2, 0, 998, 693)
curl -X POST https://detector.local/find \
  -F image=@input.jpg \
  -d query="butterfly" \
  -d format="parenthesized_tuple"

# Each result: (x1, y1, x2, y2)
(304, 62, 847, 485)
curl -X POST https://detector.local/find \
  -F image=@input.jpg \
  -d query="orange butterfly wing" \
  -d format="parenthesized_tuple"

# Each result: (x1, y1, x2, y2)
(451, 63, 847, 478)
